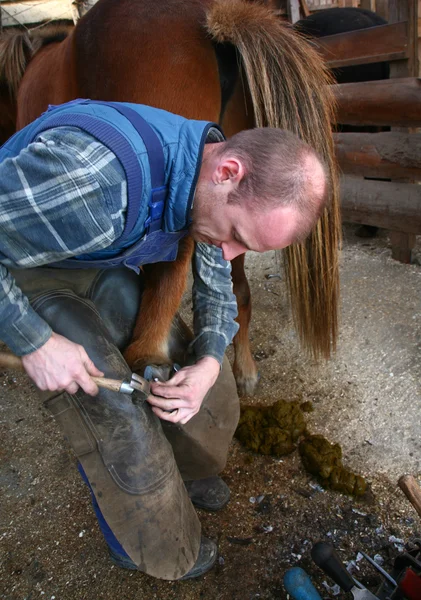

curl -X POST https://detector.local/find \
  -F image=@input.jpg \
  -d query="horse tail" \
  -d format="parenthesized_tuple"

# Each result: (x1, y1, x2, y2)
(206, 0, 340, 359)
(0, 30, 34, 101)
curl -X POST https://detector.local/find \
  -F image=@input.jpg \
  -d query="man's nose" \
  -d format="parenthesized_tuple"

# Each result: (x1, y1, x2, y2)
(221, 242, 246, 261)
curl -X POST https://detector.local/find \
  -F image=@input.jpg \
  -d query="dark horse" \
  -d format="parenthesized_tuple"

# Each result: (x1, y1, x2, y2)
(0, 0, 341, 395)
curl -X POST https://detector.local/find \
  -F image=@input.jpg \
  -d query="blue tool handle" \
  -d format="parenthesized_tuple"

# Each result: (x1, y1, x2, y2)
(284, 567, 323, 600)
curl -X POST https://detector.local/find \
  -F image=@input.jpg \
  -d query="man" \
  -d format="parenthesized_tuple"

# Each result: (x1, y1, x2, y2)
(0, 100, 327, 580)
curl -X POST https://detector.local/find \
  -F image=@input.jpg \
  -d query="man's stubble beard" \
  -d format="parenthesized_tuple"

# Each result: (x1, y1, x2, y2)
(189, 180, 214, 243)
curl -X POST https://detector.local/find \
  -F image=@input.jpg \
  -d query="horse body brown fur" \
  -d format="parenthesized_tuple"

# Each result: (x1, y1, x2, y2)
(2, 0, 341, 395)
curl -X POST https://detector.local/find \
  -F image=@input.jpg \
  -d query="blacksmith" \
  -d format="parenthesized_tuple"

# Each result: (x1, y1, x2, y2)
(0, 100, 327, 580)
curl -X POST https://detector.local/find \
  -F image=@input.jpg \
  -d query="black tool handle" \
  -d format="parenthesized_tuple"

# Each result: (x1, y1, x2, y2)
(311, 541, 355, 592)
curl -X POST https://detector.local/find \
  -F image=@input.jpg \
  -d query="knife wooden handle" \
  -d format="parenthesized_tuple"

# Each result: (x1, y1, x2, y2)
(0, 351, 124, 393)
(0, 352, 24, 370)
(398, 475, 421, 520)
(91, 376, 123, 392)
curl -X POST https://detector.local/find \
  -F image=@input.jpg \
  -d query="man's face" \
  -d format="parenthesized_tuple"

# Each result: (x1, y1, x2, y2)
(191, 199, 306, 261)
(191, 144, 323, 260)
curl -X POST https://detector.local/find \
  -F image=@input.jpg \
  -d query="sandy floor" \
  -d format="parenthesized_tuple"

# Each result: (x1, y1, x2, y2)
(1, 225, 420, 599)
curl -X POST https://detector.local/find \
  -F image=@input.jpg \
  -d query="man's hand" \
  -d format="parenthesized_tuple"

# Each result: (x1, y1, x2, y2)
(148, 356, 220, 424)
(21, 332, 104, 395)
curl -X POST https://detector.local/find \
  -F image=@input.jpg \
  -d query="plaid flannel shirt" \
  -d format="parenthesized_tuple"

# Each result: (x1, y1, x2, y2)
(0, 126, 239, 361)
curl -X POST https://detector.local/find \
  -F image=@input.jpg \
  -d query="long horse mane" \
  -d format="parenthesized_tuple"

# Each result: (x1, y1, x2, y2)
(0, 23, 73, 100)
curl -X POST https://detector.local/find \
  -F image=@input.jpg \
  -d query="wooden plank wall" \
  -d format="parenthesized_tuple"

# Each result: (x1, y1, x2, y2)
(321, 0, 419, 262)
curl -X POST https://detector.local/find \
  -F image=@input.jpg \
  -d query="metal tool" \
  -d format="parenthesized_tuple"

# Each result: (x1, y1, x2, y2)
(0, 351, 150, 397)
(311, 542, 379, 599)
(284, 567, 323, 600)
(359, 551, 397, 588)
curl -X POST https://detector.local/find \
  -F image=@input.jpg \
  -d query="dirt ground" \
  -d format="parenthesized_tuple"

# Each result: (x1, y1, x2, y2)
(1, 225, 420, 600)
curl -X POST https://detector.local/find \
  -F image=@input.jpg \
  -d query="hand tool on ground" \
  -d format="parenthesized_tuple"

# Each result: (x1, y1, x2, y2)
(283, 567, 323, 600)
(311, 541, 379, 599)
(359, 551, 397, 588)
(398, 475, 421, 521)
(0, 351, 150, 397)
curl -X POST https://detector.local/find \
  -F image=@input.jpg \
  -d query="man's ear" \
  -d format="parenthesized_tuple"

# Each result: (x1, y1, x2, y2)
(213, 157, 245, 186)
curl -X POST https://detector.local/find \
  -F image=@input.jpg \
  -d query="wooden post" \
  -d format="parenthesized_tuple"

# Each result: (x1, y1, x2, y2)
(389, 0, 418, 77)
(287, 0, 300, 24)
(360, 0, 376, 9)
(387, 0, 419, 263)
(375, 0, 389, 20)
(300, 0, 310, 17)
(390, 232, 417, 263)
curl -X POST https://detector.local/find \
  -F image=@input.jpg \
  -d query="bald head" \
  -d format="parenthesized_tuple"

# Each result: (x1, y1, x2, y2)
(211, 127, 329, 240)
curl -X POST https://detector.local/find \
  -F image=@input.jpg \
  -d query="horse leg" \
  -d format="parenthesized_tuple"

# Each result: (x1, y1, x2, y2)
(124, 236, 194, 371)
(220, 79, 258, 396)
(231, 254, 258, 396)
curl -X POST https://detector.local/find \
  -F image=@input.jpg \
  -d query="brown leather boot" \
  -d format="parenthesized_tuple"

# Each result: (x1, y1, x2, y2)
(184, 476, 230, 511)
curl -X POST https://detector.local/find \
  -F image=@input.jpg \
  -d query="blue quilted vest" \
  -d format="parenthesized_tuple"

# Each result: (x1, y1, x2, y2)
(0, 99, 222, 272)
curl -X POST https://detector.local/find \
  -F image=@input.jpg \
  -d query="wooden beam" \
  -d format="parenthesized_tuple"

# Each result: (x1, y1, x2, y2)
(340, 176, 421, 234)
(313, 22, 408, 68)
(334, 132, 421, 179)
(332, 77, 421, 126)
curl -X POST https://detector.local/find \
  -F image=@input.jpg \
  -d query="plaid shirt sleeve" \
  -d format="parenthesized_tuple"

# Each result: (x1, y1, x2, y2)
(0, 127, 126, 356)
(0, 125, 238, 363)
(191, 242, 239, 364)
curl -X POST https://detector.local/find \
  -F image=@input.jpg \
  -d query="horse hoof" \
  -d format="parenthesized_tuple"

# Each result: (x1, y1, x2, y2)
(142, 363, 177, 383)
(234, 371, 260, 397)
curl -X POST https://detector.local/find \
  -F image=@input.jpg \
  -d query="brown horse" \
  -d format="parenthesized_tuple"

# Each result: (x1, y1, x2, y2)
(0, 0, 341, 395)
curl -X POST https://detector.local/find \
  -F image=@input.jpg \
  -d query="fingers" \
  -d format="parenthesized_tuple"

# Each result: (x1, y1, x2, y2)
(151, 406, 196, 424)
(65, 381, 79, 395)
(147, 393, 185, 411)
(68, 349, 101, 395)
(83, 355, 104, 378)
(76, 373, 99, 396)
(151, 382, 189, 399)
(151, 407, 180, 422)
